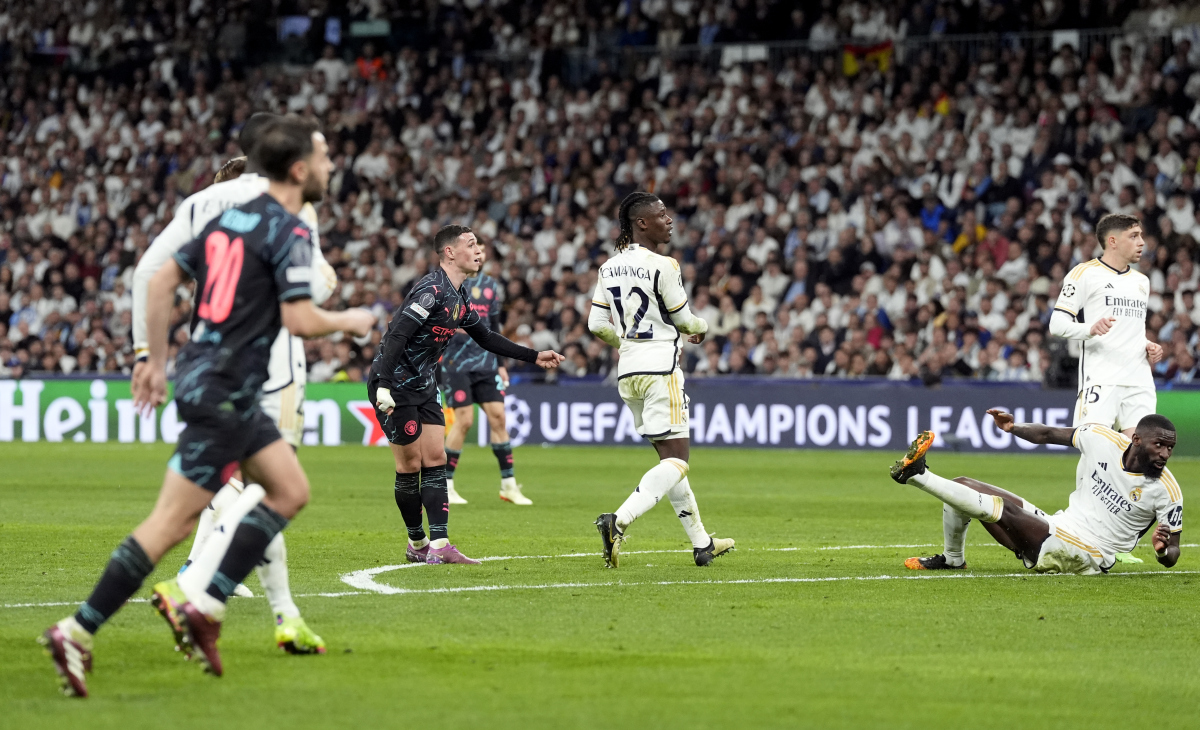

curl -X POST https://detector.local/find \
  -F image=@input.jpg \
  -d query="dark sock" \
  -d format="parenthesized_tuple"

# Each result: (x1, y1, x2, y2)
(394, 471, 425, 541)
(445, 448, 461, 479)
(205, 504, 288, 604)
(491, 441, 514, 479)
(421, 464, 449, 541)
(74, 536, 154, 634)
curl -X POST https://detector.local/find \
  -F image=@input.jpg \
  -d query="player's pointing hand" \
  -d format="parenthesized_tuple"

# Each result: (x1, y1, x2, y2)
(1089, 317, 1116, 336)
(535, 350, 565, 370)
(986, 408, 1015, 433)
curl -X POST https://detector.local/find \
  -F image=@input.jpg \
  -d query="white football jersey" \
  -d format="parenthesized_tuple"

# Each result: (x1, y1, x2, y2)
(1054, 259, 1152, 388)
(1058, 423, 1183, 564)
(133, 175, 334, 392)
(589, 244, 705, 378)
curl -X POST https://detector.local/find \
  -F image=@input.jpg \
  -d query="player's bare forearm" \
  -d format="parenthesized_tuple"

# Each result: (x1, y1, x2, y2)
(986, 409, 1074, 446)
(1009, 423, 1075, 447)
(281, 299, 374, 338)
(1154, 527, 1181, 568)
(146, 260, 187, 367)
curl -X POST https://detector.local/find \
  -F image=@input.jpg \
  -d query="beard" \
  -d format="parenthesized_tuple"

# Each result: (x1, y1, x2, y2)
(1145, 460, 1165, 479)
(301, 171, 326, 204)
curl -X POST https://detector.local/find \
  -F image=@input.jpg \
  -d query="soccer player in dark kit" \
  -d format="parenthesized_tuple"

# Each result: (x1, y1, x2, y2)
(369, 225, 564, 564)
(441, 252, 532, 506)
(39, 117, 375, 696)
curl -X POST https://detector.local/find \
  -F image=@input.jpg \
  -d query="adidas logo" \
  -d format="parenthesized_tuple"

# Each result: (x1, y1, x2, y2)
(1098, 462, 1108, 471)
(1104, 283, 1115, 289)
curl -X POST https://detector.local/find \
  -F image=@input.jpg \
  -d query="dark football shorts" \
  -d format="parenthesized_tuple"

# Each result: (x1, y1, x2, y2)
(446, 370, 505, 408)
(368, 388, 445, 446)
(169, 399, 282, 493)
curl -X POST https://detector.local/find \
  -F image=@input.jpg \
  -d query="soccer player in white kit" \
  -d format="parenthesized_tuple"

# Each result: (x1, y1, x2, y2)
(1049, 213, 1164, 436)
(130, 114, 335, 653)
(909, 213, 1169, 573)
(588, 192, 734, 568)
(891, 412, 1182, 576)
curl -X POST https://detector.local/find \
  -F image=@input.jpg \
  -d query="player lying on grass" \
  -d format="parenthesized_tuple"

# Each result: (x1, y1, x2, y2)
(40, 118, 375, 698)
(894, 410, 1182, 575)
(441, 251, 531, 506)
(131, 112, 333, 655)
(589, 192, 734, 568)
(368, 225, 563, 565)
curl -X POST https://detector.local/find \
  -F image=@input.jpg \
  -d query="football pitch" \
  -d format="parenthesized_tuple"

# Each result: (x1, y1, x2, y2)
(2, 442, 1198, 729)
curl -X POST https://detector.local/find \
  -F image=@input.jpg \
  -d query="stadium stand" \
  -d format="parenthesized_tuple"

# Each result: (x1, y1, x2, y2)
(1, 0, 1199, 387)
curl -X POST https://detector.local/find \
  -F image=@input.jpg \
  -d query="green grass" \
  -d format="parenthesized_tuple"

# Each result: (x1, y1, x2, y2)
(2, 442, 1199, 729)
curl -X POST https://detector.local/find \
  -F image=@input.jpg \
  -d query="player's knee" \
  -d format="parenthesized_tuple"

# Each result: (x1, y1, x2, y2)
(456, 409, 474, 430)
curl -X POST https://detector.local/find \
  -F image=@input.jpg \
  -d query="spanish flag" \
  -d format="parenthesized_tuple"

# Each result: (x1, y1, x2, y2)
(842, 41, 893, 76)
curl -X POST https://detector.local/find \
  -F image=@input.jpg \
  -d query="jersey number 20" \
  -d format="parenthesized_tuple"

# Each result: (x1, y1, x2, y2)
(198, 230, 244, 324)
(608, 285, 654, 340)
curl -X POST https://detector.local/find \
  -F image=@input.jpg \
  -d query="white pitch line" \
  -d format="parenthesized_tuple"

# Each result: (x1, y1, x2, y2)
(7, 545, 1197, 609)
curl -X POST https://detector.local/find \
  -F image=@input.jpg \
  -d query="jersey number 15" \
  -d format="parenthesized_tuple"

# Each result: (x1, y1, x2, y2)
(608, 285, 654, 340)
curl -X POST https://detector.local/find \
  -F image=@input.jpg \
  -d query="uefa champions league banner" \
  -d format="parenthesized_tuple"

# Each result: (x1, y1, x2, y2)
(1, 378, 1197, 453)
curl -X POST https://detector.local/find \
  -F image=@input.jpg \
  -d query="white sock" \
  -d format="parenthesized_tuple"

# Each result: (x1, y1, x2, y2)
(909, 470, 1003, 523)
(409, 536, 429, 549)
(185, 507, 216, 564)
(178, 483, 266, 614)
(942, 504, 970, 566)
(500, 476, 517, 491)
(429, 538, 449, 549)
(666, 477, 709, 549)
(615, 458, 688, 530)
(256, 534, 300, 619)
(184, 483, 240, 564)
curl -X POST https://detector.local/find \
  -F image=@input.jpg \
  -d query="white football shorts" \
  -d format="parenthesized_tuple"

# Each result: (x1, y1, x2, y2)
(1073, 384, 1156, 433)
(1024, 513, 1111, 576)
(617, 367, 689, 441)
(259, 382, 305, 449)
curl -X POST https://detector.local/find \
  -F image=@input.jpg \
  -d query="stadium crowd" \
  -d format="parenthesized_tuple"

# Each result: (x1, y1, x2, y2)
(1, 0, 1200, 387)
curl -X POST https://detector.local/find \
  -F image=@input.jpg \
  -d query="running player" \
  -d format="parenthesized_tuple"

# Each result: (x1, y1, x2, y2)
(441, 254, 531, 506)
(588, 192, 734, 568)
(40, 117, 374, 696)
(891, 411, 1182, 576)
(1050, 213, 1163, 436)
(130, 112, 333, 653)
(369, 225, 563, 565)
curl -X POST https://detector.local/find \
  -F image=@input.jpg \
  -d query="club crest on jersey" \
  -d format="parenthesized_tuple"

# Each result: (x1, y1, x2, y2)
(1129, 487, 1143, 503)
(484, 287, 494, 299)
(471, 286, 482, 299)
(451, 303, 462, 320)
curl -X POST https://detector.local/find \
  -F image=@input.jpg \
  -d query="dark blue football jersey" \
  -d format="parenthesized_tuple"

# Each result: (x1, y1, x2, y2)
(172, 193, 313, 411)
(443, 273, 503, 374)
(370, 267, 483, 405)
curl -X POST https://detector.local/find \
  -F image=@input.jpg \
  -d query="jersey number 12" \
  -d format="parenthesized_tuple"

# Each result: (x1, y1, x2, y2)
(198, 230, 244, 324)
(608, 285, 654, 340)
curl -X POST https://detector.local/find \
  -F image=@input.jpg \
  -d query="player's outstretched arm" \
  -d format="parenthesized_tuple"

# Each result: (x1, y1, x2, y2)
(1152, 524, 1181, 568)
(280, 299, 375, 338)
(462, 319, 564, 370)
(986, 409, 1075, 446)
